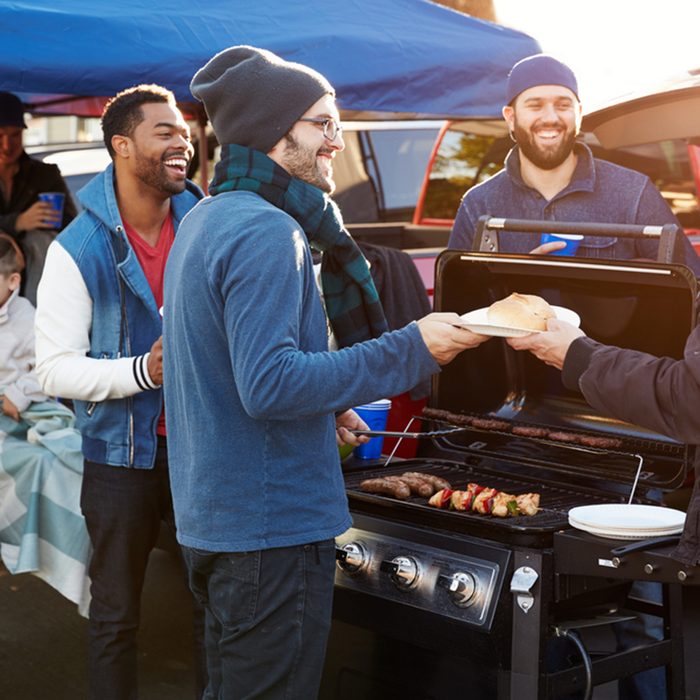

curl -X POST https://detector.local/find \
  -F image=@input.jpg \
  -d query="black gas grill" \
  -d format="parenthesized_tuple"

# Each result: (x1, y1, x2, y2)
(320, 221, 700, 700)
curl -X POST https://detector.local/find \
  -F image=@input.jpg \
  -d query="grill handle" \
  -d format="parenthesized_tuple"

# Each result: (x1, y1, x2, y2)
(609, 535, 681, 558)
(473, 215, 680, 264)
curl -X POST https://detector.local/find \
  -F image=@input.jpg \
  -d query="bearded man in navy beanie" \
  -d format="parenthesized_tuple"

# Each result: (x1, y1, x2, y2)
(448, 53, 700, 278)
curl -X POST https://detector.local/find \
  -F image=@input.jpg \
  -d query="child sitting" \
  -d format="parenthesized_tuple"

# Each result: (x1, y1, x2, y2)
(0, 232, 90, 613)
(0, 234, 47, 417)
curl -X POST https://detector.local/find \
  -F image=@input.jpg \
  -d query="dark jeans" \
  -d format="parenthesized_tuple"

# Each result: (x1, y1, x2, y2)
(81, 438, 206, 700)
(183, 540, 336, 700)
(615, 580, 666, 700)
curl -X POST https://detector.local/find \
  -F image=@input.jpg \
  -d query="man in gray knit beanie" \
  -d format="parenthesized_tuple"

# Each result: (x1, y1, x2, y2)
(165, 44, 487, 700)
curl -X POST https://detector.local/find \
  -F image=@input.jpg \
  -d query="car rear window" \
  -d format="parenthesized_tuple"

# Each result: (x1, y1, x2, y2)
(333, 127, 439, 223)
(421, 129, 509, 220)
(593, 139, 700, 231)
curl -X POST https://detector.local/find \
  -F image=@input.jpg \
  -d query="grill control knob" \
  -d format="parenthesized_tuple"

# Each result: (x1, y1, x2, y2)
(380, 556, 420, 588)
(335, 542, 367, 574)
(438, 572, 477, 607)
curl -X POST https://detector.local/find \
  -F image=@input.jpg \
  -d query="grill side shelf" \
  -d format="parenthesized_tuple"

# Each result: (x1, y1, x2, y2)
(554, 530, 699, 585)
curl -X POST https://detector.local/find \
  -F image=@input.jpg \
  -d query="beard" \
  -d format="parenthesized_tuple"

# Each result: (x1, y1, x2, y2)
(133, 149, 185, 195)
(513, 117, 577, 171)
(281, 132, 335, 193)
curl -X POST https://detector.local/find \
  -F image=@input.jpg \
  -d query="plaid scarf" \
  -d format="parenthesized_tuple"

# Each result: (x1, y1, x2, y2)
(210, 144, 389, 347)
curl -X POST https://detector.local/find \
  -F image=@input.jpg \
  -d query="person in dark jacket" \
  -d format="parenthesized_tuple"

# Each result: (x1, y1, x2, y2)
(507, 318, 700, 566)
(510, 316, 700, 698)
(0, 91, 77, 302)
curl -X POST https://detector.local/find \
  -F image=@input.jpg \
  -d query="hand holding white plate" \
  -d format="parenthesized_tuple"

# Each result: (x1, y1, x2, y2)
(457, 305, 580, 338)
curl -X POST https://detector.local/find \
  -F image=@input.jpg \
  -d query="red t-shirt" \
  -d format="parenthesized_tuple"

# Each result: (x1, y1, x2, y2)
(123, 213, 174, 436)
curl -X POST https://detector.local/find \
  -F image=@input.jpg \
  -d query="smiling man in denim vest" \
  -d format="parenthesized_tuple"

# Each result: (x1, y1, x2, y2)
(448, 54, 700, 276)
(34, 85, 205, 700)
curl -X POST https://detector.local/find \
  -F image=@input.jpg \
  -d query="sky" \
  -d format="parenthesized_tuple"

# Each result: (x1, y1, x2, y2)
(495, 0, 700, 110)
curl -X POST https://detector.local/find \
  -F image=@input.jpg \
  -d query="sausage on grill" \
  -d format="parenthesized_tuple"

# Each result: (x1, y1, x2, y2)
(578, 435, 623, 449)
(422, 407, 473, 426)
(360, 478, 411, 500)
(547, 431, 580, 443)
(470, 418, 511, 431)
(385, 475, 433, 497)
(512, 425, 549, 438)
(401, 471, 452, 491)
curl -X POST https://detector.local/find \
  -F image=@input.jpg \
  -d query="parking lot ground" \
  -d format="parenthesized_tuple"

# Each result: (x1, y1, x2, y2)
(1, 555, 699, 699)
(0, 550, 197, 700)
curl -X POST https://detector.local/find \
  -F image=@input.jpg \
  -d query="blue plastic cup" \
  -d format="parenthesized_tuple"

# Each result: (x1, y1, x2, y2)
(539, 233, 583, 256)
(38, 192, 65, 229)
(352, 399, 392, 460)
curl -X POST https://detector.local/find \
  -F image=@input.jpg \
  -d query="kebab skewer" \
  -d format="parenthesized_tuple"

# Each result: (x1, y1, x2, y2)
(429, 482, 540, 516)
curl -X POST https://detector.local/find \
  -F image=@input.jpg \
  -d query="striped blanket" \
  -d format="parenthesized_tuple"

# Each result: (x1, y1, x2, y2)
(0, 398, 90, 616)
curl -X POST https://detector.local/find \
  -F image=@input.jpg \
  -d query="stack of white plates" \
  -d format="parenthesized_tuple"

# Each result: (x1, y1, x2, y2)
(568, 503, 686, 540)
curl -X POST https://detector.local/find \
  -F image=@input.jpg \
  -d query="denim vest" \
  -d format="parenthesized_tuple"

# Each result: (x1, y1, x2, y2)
(56, 164, 201, 468)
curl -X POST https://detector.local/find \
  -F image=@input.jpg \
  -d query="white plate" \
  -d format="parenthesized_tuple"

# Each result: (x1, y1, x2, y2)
(567, 519, 684, 540)
(568, 504, 686, 531)
(457, 305, 580, 338)
(569, 516, 683, 534)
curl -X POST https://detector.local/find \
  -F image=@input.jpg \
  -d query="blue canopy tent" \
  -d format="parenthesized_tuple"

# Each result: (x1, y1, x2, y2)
(0, 0, 539, 119)
(0, 0, 539, 187)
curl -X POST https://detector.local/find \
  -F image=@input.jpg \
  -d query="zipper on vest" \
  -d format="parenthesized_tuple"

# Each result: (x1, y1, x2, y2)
(128, 396, 135, 467)
(123, 320, 135, 467)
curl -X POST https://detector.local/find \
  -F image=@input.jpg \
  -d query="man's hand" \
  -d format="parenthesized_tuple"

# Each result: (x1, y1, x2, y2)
(2, 395, 21, 422)
(335, 409, 371, 447)
(147, 336, 163, 386)
(15, 201, 61, 231)
(506, 319, 585, 370)
(529, 240, 567, 256)
(417, 312, 489, 365)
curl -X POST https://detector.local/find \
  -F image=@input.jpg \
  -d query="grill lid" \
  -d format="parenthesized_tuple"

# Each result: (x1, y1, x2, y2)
(431, 249, 697, 491)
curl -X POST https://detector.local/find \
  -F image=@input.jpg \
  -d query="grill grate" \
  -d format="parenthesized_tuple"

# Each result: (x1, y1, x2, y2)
(344, 458, 616, 541)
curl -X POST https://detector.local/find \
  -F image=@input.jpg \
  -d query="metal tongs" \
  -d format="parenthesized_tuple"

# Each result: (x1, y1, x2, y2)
(350, 427, 468, 439)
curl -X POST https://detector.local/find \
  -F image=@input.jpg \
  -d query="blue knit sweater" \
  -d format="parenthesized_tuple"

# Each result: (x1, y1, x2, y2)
(163, 191, 439, 551)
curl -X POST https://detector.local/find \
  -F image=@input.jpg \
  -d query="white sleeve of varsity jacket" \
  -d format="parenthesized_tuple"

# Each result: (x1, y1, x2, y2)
(34, 242, 160, 401)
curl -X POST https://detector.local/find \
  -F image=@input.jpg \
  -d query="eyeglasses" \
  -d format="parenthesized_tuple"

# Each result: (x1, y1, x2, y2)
(297, 116, 342, 142)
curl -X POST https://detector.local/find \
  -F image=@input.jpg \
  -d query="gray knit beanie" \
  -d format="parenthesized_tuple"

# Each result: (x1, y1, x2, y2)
(190, 46, 335, 153)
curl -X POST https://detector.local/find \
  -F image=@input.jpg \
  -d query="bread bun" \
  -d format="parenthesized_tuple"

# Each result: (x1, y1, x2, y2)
(487, 293, 555, 331)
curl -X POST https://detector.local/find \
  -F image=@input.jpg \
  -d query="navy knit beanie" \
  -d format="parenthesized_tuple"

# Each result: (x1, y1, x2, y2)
(505, 54, 579, 105)
(190, 46, 334, 153)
